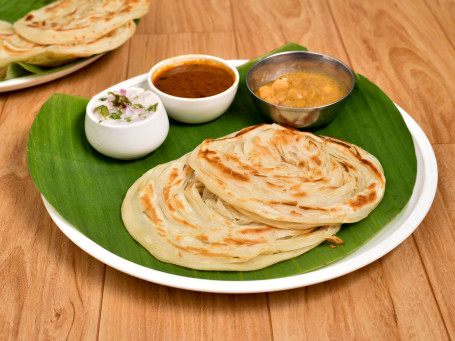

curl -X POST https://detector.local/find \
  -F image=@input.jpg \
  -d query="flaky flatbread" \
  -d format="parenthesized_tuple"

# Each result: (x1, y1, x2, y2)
(0, 20, 135, 75)
(0, 21, 14, 78)
(13, 0, 149, 45)
(189, 124, 385, 228)
(121, 153, 340, 271)
(122, 124, 385, 271)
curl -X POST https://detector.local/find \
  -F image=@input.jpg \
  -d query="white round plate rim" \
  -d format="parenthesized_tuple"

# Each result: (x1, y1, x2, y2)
(0, 54, 103, 93)
(41, 60, 438, 293)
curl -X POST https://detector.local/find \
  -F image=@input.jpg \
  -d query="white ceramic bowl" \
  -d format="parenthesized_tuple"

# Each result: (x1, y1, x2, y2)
(147, 54, 239, 124)
(85, 87, 169, 160)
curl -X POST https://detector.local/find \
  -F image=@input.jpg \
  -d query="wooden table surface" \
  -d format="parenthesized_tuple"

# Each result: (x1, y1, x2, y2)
(1, 0, 454, 340)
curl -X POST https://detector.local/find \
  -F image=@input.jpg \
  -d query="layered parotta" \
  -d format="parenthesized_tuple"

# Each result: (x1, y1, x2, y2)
(121, 153, 340, 271)
(13, 0, 150, 45)
(0, 20, 135, 74)
(1, 0, 150, 79)
(0, 21, 14, 78)
(189, 124, 385, 228)
(122, 124, 385, 271)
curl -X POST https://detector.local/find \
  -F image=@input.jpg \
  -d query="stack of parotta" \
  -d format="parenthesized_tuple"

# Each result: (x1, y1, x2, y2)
(0, 0, 150, 79)
(122, 124, 386, 271)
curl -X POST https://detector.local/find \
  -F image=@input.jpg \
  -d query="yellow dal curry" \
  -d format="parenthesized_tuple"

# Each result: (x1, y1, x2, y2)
(256, 71, 348, 108)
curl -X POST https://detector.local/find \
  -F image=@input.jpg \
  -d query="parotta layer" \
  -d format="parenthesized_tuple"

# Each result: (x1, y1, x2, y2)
(0, 20, 135, 72)
(189, 124, 385, 228)
(121, 153, 340, 271)
(1, 0, 149, 79)
(13, 0, 149, 45)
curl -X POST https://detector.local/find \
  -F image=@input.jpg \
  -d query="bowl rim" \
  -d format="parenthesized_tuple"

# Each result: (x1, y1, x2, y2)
(246, 50, 356, 111)
(147, 54, 240, 103)
(86, 87, 165, 129)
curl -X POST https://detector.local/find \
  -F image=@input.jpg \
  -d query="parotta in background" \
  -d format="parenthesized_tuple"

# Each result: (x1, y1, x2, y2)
(13, 0, 150, 45)
(1, 0, 150, 79)
(122, 124, 385, 271)
(0, 20, 135, 78)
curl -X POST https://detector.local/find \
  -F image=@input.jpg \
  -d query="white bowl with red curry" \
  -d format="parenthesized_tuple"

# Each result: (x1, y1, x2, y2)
(147, 54, 239, 124)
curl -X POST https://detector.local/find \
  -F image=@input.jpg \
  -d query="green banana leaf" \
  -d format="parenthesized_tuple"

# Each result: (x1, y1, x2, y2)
(2, 59, 99, 81)
(27, 43, 417, 281)
(0, 0, 56, 23)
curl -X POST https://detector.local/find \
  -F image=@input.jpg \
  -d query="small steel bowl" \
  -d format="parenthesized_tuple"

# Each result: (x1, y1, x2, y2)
(246, 51, 355, 128)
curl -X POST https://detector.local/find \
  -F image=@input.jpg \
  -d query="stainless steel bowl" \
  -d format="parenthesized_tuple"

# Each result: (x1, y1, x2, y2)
(246, 51, 355, 128)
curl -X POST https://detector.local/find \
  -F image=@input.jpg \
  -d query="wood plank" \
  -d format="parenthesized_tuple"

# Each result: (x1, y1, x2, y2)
(98, 269, 273, 341)
(53, 42, 132, 97)
(413, 144, 455, 339)
(0, 86, 105, 339)
(328, 0, 455, 335)
(137, 0, 234, 34)
(379, 237, 449, 340)
(328, 0, 455, 145)
(127, 34, 170, 77)
(0, 36, 133, 340)
(269, 239, 449, 341)
(269, 265, 400, 341)
(128, 32, 238, 78)
(231, 0, 349, 63)
(424, 0, 455, 47)
(163, 32, 238, 60)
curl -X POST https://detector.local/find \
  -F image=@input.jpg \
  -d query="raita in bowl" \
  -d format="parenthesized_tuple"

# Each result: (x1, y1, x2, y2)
(85, 87, 169, 160)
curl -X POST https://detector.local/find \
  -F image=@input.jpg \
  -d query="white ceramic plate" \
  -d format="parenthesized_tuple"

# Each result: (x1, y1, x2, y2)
(41, 62, 438, 293)
(0, 54, 103, 93)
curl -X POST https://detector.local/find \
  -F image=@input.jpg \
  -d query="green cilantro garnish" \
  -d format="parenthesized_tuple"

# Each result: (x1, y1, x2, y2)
(133, 103, 145, 109)
(109, 113, 122, 120)
(108, 91, 132, 109)
(125, 117, 132, 122)
(147, 103, 158, 112)
(94, 105, 109, 118)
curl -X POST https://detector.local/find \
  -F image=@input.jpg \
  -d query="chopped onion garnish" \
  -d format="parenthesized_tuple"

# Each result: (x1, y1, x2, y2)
(92, 88, 159, 124)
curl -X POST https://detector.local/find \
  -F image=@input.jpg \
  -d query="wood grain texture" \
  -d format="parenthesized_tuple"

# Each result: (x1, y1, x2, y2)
(232, 0, 349, 62)
(99, 269, 272, 341)
(328, 0, 455, 145)
(379, 237, 449, 340)
(413, 144, 455, 339)
(138, 0, 234, 34)
(269, 243, 449, 341)
(54, 43, 132, 97)
(0, 88, 105, 339)
(424, 0, 455, 47)
(1, 0, 453, 339)
(269, 265, 403, 341)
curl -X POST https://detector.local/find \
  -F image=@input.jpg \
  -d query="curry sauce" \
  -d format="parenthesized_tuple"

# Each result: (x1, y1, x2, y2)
(153, 61, 235, 98)
(257, 71, 348, 108)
